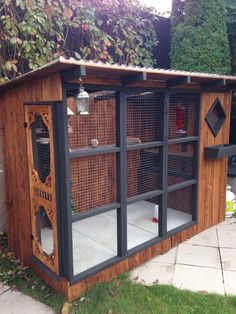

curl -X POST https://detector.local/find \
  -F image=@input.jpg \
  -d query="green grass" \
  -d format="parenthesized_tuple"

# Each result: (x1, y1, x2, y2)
(1, 233, 236, 314)
(71, 274, 236, 314)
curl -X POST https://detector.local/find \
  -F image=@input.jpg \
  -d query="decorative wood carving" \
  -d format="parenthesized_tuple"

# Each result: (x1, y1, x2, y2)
(45, 175, 52, 187)
(31, 169, 40, 183)
(42, 112, 50, 128)
(25, 105, 59, 274)
(27, 112, 36, 125)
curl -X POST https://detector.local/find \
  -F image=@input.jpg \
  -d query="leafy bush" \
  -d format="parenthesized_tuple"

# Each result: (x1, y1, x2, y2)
(170, 0, 231, 74)
(0, 0, 158, 83)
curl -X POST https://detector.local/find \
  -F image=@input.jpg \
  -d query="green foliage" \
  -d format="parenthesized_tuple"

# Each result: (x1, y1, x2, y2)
(226, 0, 236, 25)
(171, 0, 188, 27)
(0, 0, 158, 83)
(170, 0, 231, 75)
(226, 1, 236, 73)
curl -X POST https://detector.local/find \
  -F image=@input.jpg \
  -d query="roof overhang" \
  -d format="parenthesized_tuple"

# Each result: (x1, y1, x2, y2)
(1, 57, 236, 92)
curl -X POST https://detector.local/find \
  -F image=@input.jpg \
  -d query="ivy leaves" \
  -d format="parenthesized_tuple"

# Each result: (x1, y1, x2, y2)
(0, 0, 158, 82)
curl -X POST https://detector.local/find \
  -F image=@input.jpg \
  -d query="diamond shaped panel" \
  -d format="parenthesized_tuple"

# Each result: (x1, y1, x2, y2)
(205, 98, 226, 137)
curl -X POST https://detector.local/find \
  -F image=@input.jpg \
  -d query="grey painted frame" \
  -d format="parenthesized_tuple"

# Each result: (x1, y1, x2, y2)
(54, 83, 201, 283)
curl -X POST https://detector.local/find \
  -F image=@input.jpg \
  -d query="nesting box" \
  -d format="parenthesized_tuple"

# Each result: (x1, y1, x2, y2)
(0, 58, 236, 300)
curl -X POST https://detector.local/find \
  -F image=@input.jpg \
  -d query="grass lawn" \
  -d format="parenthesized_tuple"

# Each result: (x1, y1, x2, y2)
(0, 233, 236, 314)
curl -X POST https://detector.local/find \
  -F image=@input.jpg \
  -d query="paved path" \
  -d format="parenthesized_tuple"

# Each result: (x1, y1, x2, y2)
(130, 217, 236, 295)
(0, 283, 55, 314)
(0, 218, 235, 313)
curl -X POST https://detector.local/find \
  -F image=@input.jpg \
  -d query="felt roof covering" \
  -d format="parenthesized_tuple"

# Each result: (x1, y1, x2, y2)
(1, 56, 236, 92)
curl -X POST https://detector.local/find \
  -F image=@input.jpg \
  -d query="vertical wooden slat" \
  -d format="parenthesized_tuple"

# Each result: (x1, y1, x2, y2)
(0, 73, 62, 264)
(198, 92, 232, 233)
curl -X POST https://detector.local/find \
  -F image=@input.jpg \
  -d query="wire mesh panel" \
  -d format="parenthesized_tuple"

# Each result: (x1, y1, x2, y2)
(67, 91, 117, 150)
(127, 148, 161, 198)
(127, 92, 163, 144)
(167, 185, 194, 232)
(168, 93, 199, 139)
(31, 114, 51, 183)
(36, 206, 53, 256)
(72, 210, 117, 275)
(70, 154, 117, 214)
(167, 143, 196, 186)
(127, 197, 160, 250)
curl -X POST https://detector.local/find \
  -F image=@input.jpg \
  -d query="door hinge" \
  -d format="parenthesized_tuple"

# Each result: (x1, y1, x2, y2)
(23, 122, 28, 128)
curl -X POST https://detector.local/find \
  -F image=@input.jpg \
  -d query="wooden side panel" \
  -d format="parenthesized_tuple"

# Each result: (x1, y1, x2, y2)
(0, 73, 62, 264)
(198, 92, 231, 232)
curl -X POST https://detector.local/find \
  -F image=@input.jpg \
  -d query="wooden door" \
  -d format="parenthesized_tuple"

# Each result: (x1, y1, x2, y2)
(25, 105, 59, 274)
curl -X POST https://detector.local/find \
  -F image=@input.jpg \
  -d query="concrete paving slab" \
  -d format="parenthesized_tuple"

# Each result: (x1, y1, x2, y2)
(223, 270, 236, 295)
(218, 229, 236, 249)
(177, 243, 221, 269)
(186, 227, 218, 247)
(220, 248, 236, 271)
(0, 289, 55, 314)
(130, 261, 174, 286)
(129, 217, 236, 296)
(151, 247, 177, 264)
(172, 264, 224, 295)
(217, 218, 236, 232)
(0, 282, 10, 294)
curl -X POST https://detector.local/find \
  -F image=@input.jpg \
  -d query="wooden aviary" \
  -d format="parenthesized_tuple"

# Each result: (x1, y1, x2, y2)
(0, 57, 236, 301)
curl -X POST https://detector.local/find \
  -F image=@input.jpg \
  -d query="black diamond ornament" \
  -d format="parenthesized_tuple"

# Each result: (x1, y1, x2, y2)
(205, 98, 226, 137)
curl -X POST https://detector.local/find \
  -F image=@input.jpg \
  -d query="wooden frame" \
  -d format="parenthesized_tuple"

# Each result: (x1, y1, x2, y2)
(25, 105, 59, 274)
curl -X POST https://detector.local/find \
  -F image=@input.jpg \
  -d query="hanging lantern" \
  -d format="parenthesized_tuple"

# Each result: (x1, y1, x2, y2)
(74, 77, 90, 115)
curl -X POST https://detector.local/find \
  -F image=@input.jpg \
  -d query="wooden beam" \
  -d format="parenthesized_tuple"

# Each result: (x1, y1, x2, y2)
(203, 78, 226, 90)
(122, 72, 147, 86)
(223, 81, 236, 90)
(166, 76, 192, 88)
(61, 66, 86, 82)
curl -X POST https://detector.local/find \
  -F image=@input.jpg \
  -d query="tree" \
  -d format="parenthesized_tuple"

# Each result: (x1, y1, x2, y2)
(226, 0, 236, 73)
(171, 0, 188, 26)
(170, 0, 231, 74)
(0, 0, 158, 83)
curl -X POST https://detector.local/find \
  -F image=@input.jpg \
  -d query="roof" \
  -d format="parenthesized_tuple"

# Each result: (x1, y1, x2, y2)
(1, 57, 236, 92)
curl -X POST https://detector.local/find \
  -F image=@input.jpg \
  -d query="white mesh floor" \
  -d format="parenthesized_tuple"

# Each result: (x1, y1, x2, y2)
(41, 200, 192, 275)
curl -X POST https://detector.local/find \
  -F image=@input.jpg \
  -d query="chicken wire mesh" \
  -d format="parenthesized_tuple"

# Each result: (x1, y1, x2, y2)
(67, 91, 117, 150)
(167, 142, 196, 186)
(70, 154, 117, 214)
(127, 148, 161, 198)
(31, 113, 51, 182)
(167, 185, 194, 231)
(127, 197, 160, 250)
(127, 92, 163, 144)
(65, 89, 199, 272)
(72, 210, 117, 275)
(168, 93, 199, 139)
(36, 206, 53, 256)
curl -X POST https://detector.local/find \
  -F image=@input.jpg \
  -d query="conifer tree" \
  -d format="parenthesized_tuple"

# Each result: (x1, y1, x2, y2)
(170, 0, 231, 74)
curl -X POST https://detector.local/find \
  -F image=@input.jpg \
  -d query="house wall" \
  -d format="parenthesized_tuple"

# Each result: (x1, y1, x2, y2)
(0, 73, 62, 263)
